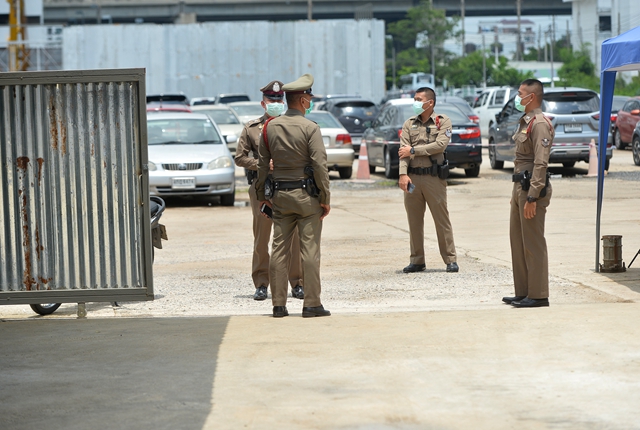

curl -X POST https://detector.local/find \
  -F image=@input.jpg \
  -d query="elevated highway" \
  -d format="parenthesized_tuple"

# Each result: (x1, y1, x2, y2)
(43, 0, 571, 25)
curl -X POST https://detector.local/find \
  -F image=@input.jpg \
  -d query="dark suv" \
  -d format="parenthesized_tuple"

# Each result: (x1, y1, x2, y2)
(488, 87, 612, 170)
(319, 98, 378, 153)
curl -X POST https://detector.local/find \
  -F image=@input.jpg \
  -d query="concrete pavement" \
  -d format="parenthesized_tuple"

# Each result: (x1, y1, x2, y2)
(2, 149, 640, 429)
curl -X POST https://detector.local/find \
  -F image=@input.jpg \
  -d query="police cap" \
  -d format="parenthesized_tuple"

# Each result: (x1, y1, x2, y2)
(282, 74, 314, 96)
(259, 80, 285, 100)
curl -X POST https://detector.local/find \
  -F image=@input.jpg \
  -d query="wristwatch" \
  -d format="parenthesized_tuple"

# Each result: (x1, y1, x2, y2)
(410, 147, 415, 155)
(526, 196, 538, 203)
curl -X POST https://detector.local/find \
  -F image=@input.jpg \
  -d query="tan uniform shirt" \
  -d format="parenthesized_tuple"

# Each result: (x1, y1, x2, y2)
(399, 112, 453, 175)
(234, 114, 268, 170)
(512, 107, 555, 198)
(255, 109, 330, 205)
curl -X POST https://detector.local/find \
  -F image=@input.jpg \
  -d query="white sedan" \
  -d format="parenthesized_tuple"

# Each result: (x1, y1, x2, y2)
(306, 111, 355, 179)
(147, 112, 236, 206)
(189, 105, 243, 154)
(228, 101, 266, 124)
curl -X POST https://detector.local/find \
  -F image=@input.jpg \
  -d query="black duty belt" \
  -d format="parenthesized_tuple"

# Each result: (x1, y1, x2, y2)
(273, 180, 305, 191)
(408, 166, 436, 175)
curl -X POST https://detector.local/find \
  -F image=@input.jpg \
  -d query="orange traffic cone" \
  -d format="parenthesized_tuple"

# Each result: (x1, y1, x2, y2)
(586, 139, 598, 177)
(356, 142, 370, 179)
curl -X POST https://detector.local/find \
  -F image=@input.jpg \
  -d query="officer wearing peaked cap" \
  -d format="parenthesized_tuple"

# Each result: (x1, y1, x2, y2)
(255, 73, 332, 318)
(234, 80, 304, 302)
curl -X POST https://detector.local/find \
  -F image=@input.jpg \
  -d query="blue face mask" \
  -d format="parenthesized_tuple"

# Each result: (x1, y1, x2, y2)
(412, 101, 425, 116)
(265, 102, 284, 117)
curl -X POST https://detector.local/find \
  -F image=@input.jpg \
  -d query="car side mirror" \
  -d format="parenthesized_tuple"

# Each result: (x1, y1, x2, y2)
(631, 109, 640, 116)
(225, 134, 238, 144)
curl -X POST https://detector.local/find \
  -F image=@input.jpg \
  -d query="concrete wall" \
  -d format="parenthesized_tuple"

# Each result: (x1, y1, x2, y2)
(62, 19, 386, 103)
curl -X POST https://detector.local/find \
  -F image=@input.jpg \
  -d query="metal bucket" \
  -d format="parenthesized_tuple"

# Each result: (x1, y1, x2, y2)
(601, 235, 626, 272)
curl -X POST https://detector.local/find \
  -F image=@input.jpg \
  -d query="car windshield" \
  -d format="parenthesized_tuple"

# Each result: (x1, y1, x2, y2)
(612, 97, 630, 112)
(147, 119, 222, 145)
(195, 109, 240, 125)
(230, 104, 266, 116)
(398, 104, 470, 124)
(306, 112, 343, 129)
(333, 101, 378, 118)
(219, 96, 250, 104)
(542, 92, 600, 114)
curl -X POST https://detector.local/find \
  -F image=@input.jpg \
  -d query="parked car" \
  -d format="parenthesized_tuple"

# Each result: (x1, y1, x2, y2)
(147, 103, 191, 113)
(613, 96, 640, 149)
(318, 97, 378, 153)
(215, 93, 250, 104)
(146, 112, 236, 205)
(189, 105, 243, 154)
(228, 101, 266, 124)
(305, 111, 355, 179)
(190, 97, 217, 106)
(487, 87, 612, 171)
(147, 93, 189, 105)
(362, 98, 482, 179)
(439, 94, 479, 124)
(473, 86, 517, 137)
(630, 121, 640, 166)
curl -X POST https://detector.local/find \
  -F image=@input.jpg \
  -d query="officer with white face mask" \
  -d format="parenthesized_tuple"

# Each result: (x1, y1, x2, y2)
(235, 81, 304, 302)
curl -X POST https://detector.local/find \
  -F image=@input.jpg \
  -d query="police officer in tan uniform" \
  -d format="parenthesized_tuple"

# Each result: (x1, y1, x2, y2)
(234, 81, 304, 301)
(503, 79, 554, 308)
(255, 73, 331, 318)
(397, 87, 458, 273)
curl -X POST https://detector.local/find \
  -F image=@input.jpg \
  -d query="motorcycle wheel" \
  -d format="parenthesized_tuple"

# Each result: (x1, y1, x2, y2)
(30, 303, 61, 315)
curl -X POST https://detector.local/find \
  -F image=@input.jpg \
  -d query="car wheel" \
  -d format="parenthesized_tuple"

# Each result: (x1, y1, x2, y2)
(464, 165, 480, 177)
(220, 192, 235, 206)
(605, 158, 610, 171)
(30, 303, 61, 315)
(562, 161, 576, 168)
(384, 148, 399, 179)
(614, 128, 627, 150)
(633, 137, 640, 166)
(338, 166, 352, 179)
(488, 141, 504, 169)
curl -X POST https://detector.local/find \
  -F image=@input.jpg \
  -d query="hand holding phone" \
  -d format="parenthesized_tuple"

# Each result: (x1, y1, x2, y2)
(260, 203, 273, 219)
(407, 183, 415, 193)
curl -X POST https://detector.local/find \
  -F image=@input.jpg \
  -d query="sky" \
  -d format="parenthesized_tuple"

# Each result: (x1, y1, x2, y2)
(443, 15, 572, 58)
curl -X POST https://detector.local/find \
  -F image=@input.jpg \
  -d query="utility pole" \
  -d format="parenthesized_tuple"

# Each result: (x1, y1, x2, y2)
(516, 0, 522, 61)
(482, 33, 487, 88)
(307, 0, 312, 20)
(550, 17, 555, 88)
(494, 30, 499, 63)
(461, 0, 465, 56)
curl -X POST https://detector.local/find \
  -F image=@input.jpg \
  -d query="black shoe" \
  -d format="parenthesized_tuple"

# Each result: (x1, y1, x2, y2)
(292, 285, 304, 300)
(511, 297, 549, 308)
(302, 305, 331, 318)
(502, 295, 526, 304)
(253, 286, 268, 301)
(273, 306, 289, 317)
(403, 263, 426, 273)
(446, 262, 459, 272)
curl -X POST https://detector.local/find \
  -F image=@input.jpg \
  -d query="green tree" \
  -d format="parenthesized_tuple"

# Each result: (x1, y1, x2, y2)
(557, 45, 599, 90)
(387, 0, 459, 84)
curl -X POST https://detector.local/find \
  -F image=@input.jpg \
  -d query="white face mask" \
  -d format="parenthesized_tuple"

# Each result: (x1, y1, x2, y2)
(265, 102, 285, 117)
(413, 101, 426, 115)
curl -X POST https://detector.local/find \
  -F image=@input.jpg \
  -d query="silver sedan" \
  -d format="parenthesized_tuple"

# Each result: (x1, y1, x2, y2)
(147, 112, 236, 205)
(306, 111, 355, 179)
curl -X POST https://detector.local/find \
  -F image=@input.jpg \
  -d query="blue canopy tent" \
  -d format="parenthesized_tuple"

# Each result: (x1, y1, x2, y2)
(596, 26, 640, 271)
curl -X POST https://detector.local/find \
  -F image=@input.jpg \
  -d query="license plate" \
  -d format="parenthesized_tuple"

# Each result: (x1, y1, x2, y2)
(351, 137, 362, 144)
(564, 123, 582, 133)
(322, 136, 330, 147)
(171, 177, 196, 189)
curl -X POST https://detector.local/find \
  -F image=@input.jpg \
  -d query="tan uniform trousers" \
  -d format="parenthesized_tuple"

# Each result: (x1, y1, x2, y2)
(509, 183, 552, 299)
(404, 174, 457, 265)
(249, 182, 303, 290)
(270, 188, 323, 308)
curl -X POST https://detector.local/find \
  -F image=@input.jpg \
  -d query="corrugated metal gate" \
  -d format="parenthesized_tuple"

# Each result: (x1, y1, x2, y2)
(61, 20, 386, 104)
(0, 68, 153, 310)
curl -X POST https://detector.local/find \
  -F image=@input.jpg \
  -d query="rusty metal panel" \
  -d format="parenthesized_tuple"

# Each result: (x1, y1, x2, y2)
(61, 19, 386, 104)
(0, 68, 152, 305)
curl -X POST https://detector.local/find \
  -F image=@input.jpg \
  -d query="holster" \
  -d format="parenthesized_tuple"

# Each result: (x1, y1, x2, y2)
(246, 169, 257, 185)
(429, 155, 450, 180)
(303, 166, 320, 198)
(264, 175, 273, 199)
(539, 172, 551, 198)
